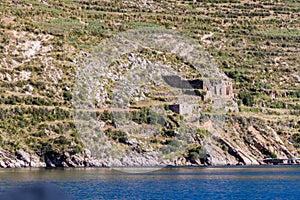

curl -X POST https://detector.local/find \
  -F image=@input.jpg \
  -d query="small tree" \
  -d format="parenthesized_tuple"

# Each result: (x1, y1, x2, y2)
(238, 92, 254, 106)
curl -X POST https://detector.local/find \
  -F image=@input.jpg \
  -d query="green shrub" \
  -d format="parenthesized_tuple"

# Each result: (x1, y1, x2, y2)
(291, 133, 300, 148)
(264, 153, 277, 159)
(161, 139, 180, 154)
(188, 151, 199, 163)
(73, 145, 83, 154)
(147, 110, 165, 125)
(161, 128, 175, 137)
(238, 91, 254, 106)
(197, 129, 207, 138)
(187, 145, 207, 164)
(100, 110, 113, 121)
(104, 128, 127, 144)
(54, 136, 70, 145)
(63, 91, 72, 101)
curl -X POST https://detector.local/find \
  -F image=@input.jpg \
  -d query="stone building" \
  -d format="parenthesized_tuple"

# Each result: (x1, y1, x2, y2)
(164, 75, 237, 117)
(163, 75, 233, 99)
(169, 104, 199, 121)
(203, 79, 234, 99)
(169, 104, 199, 115)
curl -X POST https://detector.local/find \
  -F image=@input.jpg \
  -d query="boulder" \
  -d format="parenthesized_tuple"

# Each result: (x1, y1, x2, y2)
(17, 149, 31, 164)
(0, 160, 7, 168)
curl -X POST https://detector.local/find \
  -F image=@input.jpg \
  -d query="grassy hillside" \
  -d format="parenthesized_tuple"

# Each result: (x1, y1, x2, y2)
(0, 0, 299, 166)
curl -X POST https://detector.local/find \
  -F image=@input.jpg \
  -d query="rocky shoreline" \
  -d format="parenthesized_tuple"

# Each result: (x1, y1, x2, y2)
(0, 148, 106, 168)
(0, 148, 267, 169)
(0, 148, 206, 168)
(2, 151, 298, 169)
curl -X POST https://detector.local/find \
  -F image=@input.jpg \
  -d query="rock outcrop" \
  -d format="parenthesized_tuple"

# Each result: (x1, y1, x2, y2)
(0, 149, 45, 168)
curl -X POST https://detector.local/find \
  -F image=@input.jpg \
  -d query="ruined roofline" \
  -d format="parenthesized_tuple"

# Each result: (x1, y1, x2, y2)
(162, 75, 232, 90)
(163, 75, 231, 84)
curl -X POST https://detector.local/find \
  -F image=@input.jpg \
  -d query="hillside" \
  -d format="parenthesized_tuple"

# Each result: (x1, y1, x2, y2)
(0, 0, 299, 168)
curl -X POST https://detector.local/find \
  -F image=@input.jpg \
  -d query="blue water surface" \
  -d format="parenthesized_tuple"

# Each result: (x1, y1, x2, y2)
(0, 166, 300, 200)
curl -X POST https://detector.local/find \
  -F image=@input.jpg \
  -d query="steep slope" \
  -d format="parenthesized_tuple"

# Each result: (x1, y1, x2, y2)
(0, 0, 299, 167)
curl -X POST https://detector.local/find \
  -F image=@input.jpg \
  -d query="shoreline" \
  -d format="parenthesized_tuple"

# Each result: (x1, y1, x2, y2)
(2, 163, 300, 170)
(2, 149, 299, 169)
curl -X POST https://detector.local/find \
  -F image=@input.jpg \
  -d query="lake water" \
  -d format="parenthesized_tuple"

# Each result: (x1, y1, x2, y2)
(1, 166, 300, 200)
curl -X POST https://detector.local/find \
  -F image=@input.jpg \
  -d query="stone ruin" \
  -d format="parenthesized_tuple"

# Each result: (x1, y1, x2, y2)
(163, 75, 234, 100)
(163, 75, 236, 117)
(203, 79, 234, 99)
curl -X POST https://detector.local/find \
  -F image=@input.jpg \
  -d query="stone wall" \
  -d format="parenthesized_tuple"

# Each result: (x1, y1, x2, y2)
(163, 75, 203, 89)
(203, 79, 233, 99)
(169, 104, 199, 120)
(163, 75, 233, 99)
